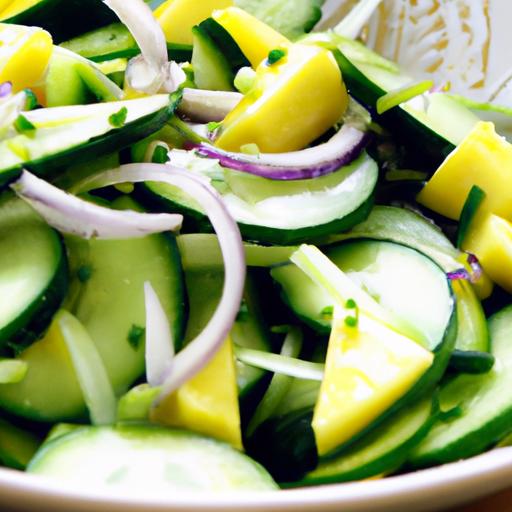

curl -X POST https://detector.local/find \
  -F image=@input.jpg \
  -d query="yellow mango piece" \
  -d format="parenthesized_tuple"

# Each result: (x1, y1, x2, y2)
(151, 337, 242, 450)
(417, 122, 512, 221)
(313, 312, 433, 456)
(463, 214, 512, 293)
(0, 1, 14, 13)
(155, 0, 233, 45)
(215, 43, 348, 153)
(0, 24, 53, 92)
(212, 7, 288, 68)
(0, 0, 37, 19)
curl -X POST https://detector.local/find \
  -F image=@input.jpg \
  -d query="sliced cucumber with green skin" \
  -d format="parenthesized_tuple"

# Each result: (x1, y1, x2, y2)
(272, 240, 453, 351)
(140, 151, 378, 245)
(0, 0, 117, 43)
(61, 23, 192, 63)
(296, 397, 435, 486)
(184, 269, 271, 398)
(0, 93, 181, 186)
(0, 418, 41, 470)
(323, 206, 491, 373)
(409, 305, 512, 468)
(0, 194, 67, 351)
(192, 25, 235, 92)
(0, 198, 185, 422)
(307, 37, 479, 166)
(28, 425, 277, 491)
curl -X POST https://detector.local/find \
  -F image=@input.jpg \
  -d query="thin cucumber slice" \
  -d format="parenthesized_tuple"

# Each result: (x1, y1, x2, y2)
(28, 425, 277, 491)
(192, 25, 235, 91)
(61, 23, 192, 63)
(0, 194, 67, 350)
(272, 240, 452, 351)
(0, 419, 40, 470)
(298, 397, 434, 486)
(184, 269, 271, 398)
(0, 198, 184, 422)
(0, 94, 181, 185)
(409, 305, 512, 468)
(141, 151, 378, 245)
(325, 206, 491, 372)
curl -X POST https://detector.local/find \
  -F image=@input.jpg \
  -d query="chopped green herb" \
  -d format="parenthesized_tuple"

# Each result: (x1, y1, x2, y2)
(267, 48, 286, 65)
(77, 265, 93, 283)
(23, 89, 38, 111)
(321, 305, 334, 320)
(14, 114, 36, 135)
(457, 185, 486, 249)
(344, 298, 359, 327)
(206, 121, 222, 133)
(344, 315, 358, 328)
(151, 145, 169, 164)
(376, 80, 433, 115)
(127, 325, 145, 350)
(345, 298, 357, 309)
(109, 106, 128, 128)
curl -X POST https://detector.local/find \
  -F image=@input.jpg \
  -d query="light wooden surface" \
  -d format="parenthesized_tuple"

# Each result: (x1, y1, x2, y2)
(453, 488, 512, 511)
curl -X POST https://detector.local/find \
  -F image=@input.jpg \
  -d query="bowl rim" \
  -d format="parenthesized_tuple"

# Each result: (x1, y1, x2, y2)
(2, 446, 512, 511)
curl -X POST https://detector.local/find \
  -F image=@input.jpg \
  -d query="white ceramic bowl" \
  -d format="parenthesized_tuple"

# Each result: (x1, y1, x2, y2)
(2, 1, 512, 511)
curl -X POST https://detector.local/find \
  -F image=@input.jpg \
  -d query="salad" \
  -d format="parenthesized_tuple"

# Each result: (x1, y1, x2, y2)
(0, 0, 510, 496)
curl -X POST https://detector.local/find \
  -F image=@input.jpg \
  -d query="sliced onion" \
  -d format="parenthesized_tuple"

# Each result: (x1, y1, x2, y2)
(103, 0, 184, 94)
(144, 281, 174, 387)
(447, 268, 471, 281)
(179, 88, 243, 122)
(189, 124, 368, 180)
(0, 82, 12, 98)
(71, 163, 246, 399)
(11, 171, 183, 239)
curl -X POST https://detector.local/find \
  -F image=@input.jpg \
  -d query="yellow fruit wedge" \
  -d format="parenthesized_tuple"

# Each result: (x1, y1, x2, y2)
(417, 122, 512, 221)
(313, 312, 433, 456)
(155, 0, 233, 45)
(151, 337, 243, 450)
(212, 7, 288, 68)
(0, 0, 37, 19)
(463, 214, 512, 293)
(215, 43, 347, 153)
(0, 23, 53, 92)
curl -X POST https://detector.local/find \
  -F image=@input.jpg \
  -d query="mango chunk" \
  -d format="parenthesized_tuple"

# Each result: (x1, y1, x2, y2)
(151, 337, 242, 450)
(215, 43, 347, 153)
(0, 24, 53, 92)
(0, 0, 37, 19)
(463, 214, 512, 293)
(212, 7, 288, 68)
(417, 122, 512, 221)
(155, 0, 233, 45)
(313, 312, 433, 456)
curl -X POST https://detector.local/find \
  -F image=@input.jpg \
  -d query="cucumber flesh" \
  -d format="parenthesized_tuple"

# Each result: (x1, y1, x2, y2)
(299, 397, 434, 485)
(0, 198, 185, 421)
(0, 94, 181, 185)
(0, 194, 67, 350)
(0, 419, 41, 470)
(192, 25, 235, 91)
(409, 305, 512, 468)
(28, 425, 277, 491)
(272, 240, 453, 351)
(142, 151, 378, 245)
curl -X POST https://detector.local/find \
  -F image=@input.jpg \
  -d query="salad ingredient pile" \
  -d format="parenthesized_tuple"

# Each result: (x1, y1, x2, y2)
(0, 0, 510, 495)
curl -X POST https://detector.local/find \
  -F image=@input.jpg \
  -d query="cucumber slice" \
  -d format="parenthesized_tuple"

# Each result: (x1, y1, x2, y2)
(234, 0, 323, 40)
(0, 0, 117, 43)
(272, 240, 452, 351)
(28, 425, 277, 491)
(0, 198, 185, 421)
(409, 305, 512, 468)
(298, 397, 434, 486)
(0, 194, 67, 350)
(0, 93, 181, 186)
(0, 418, 41, 470)
(191, 25, 235, 91)
(61, 23, 192, 63)
(326, 206, 491, 372)
(141, 151, 378, 245)
(184, 269, 271, 398)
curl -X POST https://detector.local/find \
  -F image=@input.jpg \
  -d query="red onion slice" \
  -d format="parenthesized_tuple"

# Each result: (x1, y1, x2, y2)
(11, 171, 183, 239)
(144, 281, 174, 388)
(72, 163, 246, 399)
(189, 124, 369, 180)
(179, 88, 243, 122)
